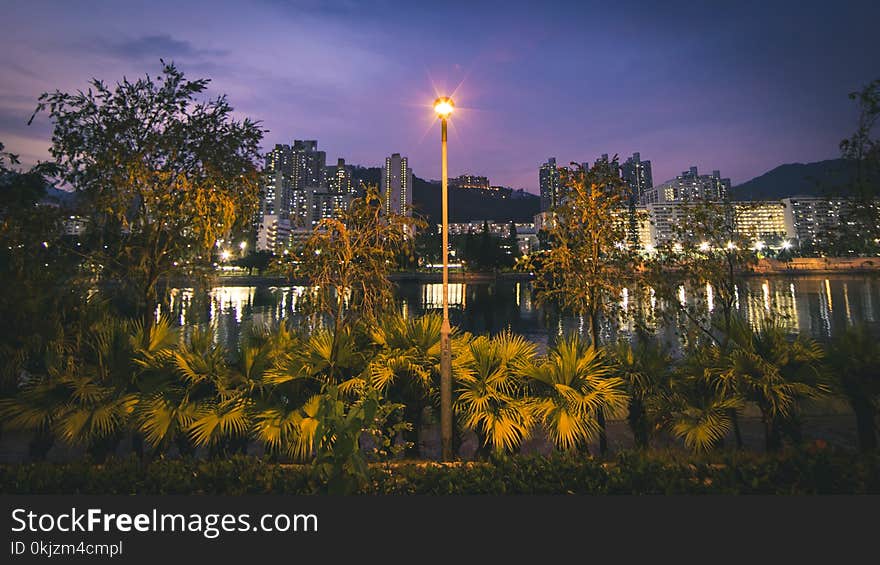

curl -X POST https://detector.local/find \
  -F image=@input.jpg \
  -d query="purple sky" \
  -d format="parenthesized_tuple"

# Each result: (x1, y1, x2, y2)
(1, 0, 878, 192)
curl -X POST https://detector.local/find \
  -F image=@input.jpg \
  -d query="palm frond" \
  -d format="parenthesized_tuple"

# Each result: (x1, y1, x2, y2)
(188, 397, 252, 447)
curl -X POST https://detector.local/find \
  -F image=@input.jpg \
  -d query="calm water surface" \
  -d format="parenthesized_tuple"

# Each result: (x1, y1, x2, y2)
(163, 275, 880, 350)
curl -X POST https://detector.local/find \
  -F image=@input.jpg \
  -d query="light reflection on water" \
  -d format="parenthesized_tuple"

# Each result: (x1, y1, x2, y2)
(166, 275, 880, 349)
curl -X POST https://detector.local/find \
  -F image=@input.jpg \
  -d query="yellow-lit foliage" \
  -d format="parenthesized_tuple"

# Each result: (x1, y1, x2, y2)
(527, 159, 642, 347)
(454, 333, 535, 454)
(33, 62, 264, 328)
(522, 335, 627, 451)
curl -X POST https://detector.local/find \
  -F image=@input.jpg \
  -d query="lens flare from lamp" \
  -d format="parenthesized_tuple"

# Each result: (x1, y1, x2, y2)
(433, 96, 455, 118)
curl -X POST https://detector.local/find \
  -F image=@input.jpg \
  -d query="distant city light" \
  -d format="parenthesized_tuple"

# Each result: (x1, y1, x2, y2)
(726, 241, 737, 250)
(672, 242, 683, 253)
(239, 241, 247, 250)
(781, 240, 793, 250)
(220, 250, 231, 261)
(753, 240, 765, 251)
(699, 241, 711, 252)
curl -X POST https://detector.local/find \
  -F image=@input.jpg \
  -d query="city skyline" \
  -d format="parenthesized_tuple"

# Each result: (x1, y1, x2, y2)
(1, 1, 879, 193)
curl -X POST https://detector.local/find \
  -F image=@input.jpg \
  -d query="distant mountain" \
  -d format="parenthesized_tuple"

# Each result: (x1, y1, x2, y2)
(731, 159, 868, 200)
(412, 176, 539, 224)
(40, 185, 77, 207)
(350, 165, 381, 188)
(349, 166, 540, 224)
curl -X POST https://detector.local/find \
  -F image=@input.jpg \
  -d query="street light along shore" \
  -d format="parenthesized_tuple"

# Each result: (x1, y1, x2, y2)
(434, 95, 454, 461)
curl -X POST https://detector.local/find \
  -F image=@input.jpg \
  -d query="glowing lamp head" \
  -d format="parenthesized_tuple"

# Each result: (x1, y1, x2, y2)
(781, 240, 792, 250)
(699, 241, 711, 252)
(433, 96, 455, 119)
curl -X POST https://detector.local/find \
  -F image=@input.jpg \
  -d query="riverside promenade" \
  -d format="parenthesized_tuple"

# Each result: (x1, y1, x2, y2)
(194, 257, 880, 287)
(749, 257, 880, 275)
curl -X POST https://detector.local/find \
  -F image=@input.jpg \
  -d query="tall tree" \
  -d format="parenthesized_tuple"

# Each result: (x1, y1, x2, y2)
(722, 319, 828, 451)
(0, 142, 83, 395)
(527, 159, 641, 348)
(646, 199, 758, 348)
(292, 187, 419, 378)
(524, 159, 641, 454)
(609, 333, 672, 449)
(31, 62, 264, 337)
(645, 198, 762, 448)
(827, 325, 880, 451)
(837, 79, 880, 254)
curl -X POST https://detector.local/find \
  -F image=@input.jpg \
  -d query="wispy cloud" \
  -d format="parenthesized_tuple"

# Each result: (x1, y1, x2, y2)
(93, 34, 229, 61)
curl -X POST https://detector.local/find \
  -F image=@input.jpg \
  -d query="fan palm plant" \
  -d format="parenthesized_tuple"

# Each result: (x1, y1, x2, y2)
(271, 326, 367, 389)
(0, 351, 129, 459)
(251, 394, 321, 461)
(662, 343, 743, 452)
(454, 332, 535, 457)
(826, 324, 880, 451)
(0, 315, 170, 460)
(366, 313, 442, 456)
(609, 335, 672, 448)
(723, 319, 828, 451)
(238, 322, 324, 461)
(176, 328, 260, 455)
(521, 334, 626, 453)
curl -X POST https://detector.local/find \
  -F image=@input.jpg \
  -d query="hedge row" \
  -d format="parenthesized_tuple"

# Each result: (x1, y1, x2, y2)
(2, 448, 878, 494)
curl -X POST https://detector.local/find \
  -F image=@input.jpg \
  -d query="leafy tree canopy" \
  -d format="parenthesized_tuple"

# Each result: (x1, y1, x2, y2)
(31, 61, 265, 329)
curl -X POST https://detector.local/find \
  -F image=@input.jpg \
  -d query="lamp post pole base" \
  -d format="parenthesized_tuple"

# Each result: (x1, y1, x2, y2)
(440, 318, 452, 461)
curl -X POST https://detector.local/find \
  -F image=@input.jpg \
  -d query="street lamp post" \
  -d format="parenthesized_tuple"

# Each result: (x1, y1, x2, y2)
(434, 96, 454, 461)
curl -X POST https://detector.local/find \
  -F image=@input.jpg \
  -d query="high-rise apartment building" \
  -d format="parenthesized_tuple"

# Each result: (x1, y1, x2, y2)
(620, 153, 652, 245)
(620, 152, 653, 202)
(381, 153, 413, 216)
(265, 143, 294, 176)
(256, 214, 292, 253)
(644, 201, 786, 249)
(641, 166, 731, 205)
(262, 169, 289, 217)
(733, 202, 787, 243)
(261, 144, 295, 220)
(594, 154, 619, 176)
(292, 140, 327, 192)
(259, 141, 332, 230)
(539, 157, 561, 212)
(329, 158, 354, 195)
(307, 187, 353, 227)
(782, 196, 851, 250)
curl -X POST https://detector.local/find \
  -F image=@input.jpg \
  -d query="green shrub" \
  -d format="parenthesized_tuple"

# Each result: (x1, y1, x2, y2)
(1, 448, 877, 495)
